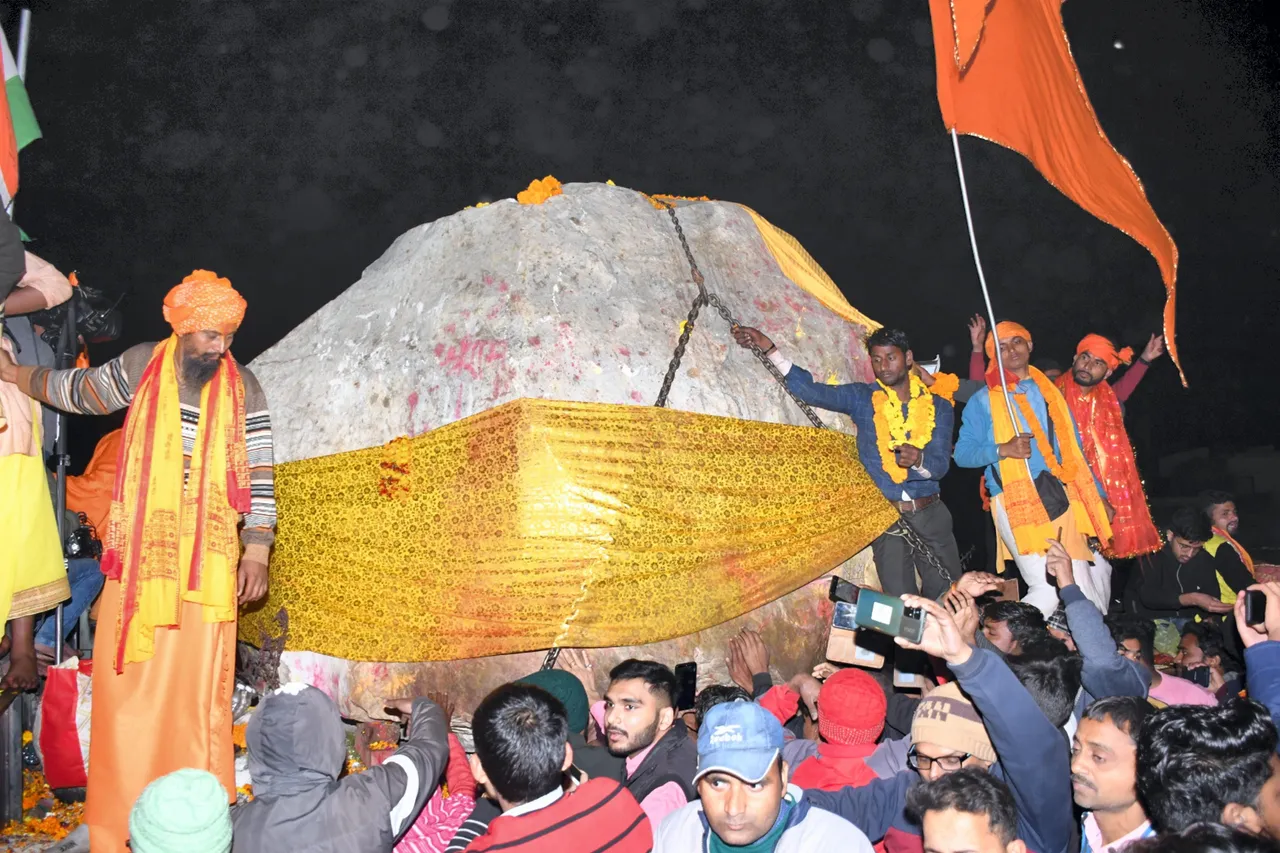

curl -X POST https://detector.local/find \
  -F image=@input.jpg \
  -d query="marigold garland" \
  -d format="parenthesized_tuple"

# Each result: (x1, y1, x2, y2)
(642, 192, 712, 210)
(871, 374, 936, 484)
(517, 175, 563, 205)
(928, 372, 960, 403)
(1011, 372, 1080, 484)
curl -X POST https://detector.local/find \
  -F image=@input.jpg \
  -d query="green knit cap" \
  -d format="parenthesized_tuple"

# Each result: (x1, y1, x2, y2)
(517, 669, 590, 734)
(128, 768, 232, 853)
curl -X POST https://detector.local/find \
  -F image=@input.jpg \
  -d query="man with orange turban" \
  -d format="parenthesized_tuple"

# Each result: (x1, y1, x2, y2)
(0, 270, 276, 853)
(1056, 333, 1165, 562)
(954, 321, 1114, 617)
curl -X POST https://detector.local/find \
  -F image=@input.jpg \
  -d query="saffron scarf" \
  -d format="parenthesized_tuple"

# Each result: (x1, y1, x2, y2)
(1056, 373, 1161, 558)
(1212, 527, 1255, 576)
(985, 364, 1112, 556)
(101, 336, 250, 672)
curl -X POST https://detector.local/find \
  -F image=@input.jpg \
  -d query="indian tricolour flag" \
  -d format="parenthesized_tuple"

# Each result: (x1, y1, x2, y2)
(0, 24, 40, 211)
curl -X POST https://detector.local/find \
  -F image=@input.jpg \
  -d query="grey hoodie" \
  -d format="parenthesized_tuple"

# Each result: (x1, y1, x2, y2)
(232, 686, 448, 853)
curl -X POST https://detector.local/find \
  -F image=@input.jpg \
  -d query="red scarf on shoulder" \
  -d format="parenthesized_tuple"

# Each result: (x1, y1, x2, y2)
(1055, 373, 1161, 558)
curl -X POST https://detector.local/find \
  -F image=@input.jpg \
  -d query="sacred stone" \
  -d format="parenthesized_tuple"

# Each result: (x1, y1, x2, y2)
(248, 182, 887, 717)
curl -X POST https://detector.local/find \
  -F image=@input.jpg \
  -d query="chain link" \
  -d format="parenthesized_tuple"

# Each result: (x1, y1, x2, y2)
(652, 200, 955, 589)
(655, 202, 825, 428)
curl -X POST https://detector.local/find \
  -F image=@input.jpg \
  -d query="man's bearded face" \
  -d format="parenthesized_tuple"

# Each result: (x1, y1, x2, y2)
(1209, 501, 1239, 535)
(1072, 351, 1111, 388)
(179, 329, 234, 385)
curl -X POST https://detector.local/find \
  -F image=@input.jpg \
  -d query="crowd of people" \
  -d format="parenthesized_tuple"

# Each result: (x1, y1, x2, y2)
(0, 211, 1275, 853)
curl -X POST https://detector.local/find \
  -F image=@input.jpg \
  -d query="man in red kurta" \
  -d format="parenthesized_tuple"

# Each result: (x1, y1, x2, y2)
(1054, 334, 1165, 559)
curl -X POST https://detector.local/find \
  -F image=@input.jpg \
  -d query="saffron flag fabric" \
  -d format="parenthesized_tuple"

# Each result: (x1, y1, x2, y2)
(240, 398, 899, 662)
(929, 0, 1183, 384)
(0, 25, 40, 209)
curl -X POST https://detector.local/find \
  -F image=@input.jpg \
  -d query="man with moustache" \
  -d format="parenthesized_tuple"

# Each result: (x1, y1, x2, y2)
(1202, 491, 1256, 605)
(1071, 697, 1156, 853)
(0, 270, 275, 853)
(954, 321, 1113, 617)
(603, 659, 699, 827)
(1056, 334, 1165, 561)
(733, 325, 961, 599)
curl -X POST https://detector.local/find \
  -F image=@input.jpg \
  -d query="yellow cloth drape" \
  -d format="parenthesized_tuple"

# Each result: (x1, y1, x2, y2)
(739, 205, 881, 333)
(0, 395, 69, 626)
(240, 398, 899, 662)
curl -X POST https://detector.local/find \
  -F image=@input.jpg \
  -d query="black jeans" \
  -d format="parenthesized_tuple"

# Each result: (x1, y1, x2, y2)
(870, 499, 962, 600)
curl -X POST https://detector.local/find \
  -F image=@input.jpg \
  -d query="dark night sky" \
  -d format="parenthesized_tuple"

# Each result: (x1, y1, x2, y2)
(9, 0, 1280, 474)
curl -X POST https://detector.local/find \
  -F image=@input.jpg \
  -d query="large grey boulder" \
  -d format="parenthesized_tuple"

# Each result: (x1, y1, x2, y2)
(251, 182, 878, 464)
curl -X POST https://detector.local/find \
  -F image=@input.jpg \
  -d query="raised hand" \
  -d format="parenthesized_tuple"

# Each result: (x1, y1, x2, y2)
(1141, 334, 1165, 363)
(1235, 583, 1280, 649)
(896, 595, 973, 666)
(731, 325, 775, 354)
(968, 315, 988, 352)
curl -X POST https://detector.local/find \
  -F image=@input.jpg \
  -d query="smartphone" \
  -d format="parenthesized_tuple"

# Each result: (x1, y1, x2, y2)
(1186, 666, 1212, 688)
(834, 593, 926, 644)
(674, 661, 697, 712)
(1245, 590, 1267, 627)
(829, 576, 859, 605)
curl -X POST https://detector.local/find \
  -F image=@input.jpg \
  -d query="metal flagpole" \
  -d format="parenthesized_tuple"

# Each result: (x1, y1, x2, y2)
(16, 8, 29, 77)
(949, 129, 1033, 477)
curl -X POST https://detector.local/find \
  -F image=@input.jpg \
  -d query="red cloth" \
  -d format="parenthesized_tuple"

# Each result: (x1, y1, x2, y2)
(789, 742, 878, 791)
(928, 0, 1181, 383)
(465, 778, 651, 853)
(884, 826, 924, 853)
(1055, 374, 1161, 558)
(758, 685, 801, 725)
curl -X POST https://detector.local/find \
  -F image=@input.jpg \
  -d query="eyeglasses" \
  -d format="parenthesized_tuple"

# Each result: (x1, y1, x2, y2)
(907, 746, 972, 773)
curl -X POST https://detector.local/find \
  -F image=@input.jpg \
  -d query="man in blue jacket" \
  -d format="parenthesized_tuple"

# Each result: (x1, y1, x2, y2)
(802, 597, 1075, 853)
(1236, 581, 1280, 736)
(733, 325, 959, 598)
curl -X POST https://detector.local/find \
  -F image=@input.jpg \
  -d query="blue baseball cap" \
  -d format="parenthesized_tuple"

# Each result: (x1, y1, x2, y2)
(694, 700, 784, 784)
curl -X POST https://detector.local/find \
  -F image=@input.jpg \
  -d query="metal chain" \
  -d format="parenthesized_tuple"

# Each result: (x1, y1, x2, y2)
(655, 202, 825, 428)
(652, 199, 955, 589)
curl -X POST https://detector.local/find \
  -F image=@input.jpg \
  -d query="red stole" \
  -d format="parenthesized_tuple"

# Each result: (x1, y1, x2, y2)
(1055, 374, 1161, 558)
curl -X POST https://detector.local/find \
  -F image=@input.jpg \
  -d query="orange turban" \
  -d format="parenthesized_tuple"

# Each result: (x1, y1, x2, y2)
(162, 270, 246, 336)
(984, 321, 1032, 360)
(1076, 334, 1133, 371)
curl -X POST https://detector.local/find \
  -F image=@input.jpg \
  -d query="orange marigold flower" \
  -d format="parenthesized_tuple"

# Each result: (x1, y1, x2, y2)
(232, 722, 248, 749)
(517, 176, 563, 205)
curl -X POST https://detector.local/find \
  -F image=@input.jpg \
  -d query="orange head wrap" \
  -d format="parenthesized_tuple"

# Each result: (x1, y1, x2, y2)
(984, 321, 1032, 360)
(1075, 334, 1133, 371)
(162, 270, 246, 336)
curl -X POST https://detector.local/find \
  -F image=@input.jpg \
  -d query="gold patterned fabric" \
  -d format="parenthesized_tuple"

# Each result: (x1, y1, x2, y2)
(240, 398, 898, 662)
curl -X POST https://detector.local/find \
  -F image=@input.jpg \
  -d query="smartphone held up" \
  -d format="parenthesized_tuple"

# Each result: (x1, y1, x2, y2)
(828, 577, 927, 645)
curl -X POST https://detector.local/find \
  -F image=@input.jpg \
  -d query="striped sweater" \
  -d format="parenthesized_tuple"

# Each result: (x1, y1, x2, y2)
(14, 341, 276, 551)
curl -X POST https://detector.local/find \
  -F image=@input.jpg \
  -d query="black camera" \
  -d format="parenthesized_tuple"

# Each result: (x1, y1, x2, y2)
(64, 512, 103, 560)
(31, 280, 124, 349)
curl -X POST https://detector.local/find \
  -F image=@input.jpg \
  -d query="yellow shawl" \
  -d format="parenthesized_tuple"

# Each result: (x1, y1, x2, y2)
(988, 365, 1112, 556)
(102, 336, 250, 672)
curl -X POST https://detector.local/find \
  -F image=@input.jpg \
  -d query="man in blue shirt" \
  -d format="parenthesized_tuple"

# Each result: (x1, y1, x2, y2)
(732, 325, 960, 599)
(953, 321, 1113, 618)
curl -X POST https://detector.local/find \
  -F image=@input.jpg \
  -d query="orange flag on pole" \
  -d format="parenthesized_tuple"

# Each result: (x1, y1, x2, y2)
(929, 0, 1184, 384)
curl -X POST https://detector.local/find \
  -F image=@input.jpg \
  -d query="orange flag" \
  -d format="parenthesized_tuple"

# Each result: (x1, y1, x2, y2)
(930, 0, 1184, 384)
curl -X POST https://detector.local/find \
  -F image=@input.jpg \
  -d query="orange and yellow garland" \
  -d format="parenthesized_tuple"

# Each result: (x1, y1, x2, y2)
(871, 374, 936, 484)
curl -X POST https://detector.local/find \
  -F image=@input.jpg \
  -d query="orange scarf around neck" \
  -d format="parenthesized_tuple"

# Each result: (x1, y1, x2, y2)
(1056, 374, 1161, 558)
(1213, 526, 1255, 576)
(101, 337, 250, 672)
(985, 364, 1112, 556)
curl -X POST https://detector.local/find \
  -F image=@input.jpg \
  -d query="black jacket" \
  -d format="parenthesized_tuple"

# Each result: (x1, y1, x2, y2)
(624, 720, 698, 805)
(1133, 546, 1221, 620)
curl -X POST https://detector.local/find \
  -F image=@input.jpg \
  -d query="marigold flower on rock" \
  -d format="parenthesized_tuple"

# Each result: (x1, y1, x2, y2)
(517, 175, 563, 205)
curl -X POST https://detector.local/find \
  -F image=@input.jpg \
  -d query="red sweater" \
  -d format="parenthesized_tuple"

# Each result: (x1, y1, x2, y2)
(789, 741, 878, 791)
(465, 778, 652, 853)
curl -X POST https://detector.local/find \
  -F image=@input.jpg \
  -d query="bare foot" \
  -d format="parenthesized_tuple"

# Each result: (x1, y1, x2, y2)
(1, 645, 38, 692)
